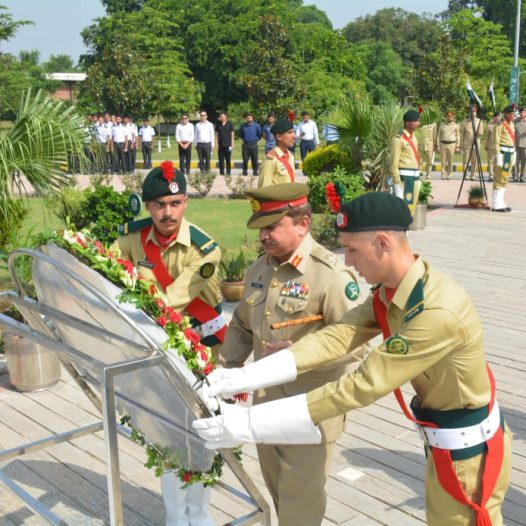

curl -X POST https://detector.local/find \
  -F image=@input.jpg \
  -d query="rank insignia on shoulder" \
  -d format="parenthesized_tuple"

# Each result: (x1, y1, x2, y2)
(386, 335, 409, 355)
(280, 280, 309, 299)
(138, 259, 155, 269)
(199, 262, 215, 279)
(345, 281, 360, 301)
(290, 254, 303, 268)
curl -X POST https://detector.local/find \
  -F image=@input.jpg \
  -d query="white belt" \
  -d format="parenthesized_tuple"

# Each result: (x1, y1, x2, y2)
(192, 313, 226, 339)
(399, 168, 420, 177)
(416, 401, 501, 450)
(499, 145, 514, 153)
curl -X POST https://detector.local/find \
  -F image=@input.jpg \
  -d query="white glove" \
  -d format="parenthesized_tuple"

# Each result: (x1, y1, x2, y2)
(195, 382, 219, 413)
(206, 349, 297, 398)
(393, 184, 403, 199)
(192, 394, 321, 449)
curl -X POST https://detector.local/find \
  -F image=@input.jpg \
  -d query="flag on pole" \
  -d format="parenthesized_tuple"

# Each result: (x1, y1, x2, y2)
(488, 79, 496, 109)
(466, 79, 483, 110)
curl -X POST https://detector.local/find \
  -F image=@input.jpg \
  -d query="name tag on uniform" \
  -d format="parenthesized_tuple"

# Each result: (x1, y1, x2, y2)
(138, 259, 155, 269)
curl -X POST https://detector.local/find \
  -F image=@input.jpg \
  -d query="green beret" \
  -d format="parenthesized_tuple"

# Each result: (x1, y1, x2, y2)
(336, 192, 412, 232)
(142, 161, 187, 201)
(271, 119, 294, 135)
(403, 110, 421, 122)
(245, 183, 309, 229)
(503, 105, 515, 114)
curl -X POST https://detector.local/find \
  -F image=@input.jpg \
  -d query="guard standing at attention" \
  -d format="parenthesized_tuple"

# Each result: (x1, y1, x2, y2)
(258, 119, 297, 187)
(389, 110, 421, 211)
(437, 111, 460, 180)
(195, 191, 512, 526)
(421, 121, 437, 179)
(461, 105, 484, 180)
(218, 183, 365, 526)
(485, 112, 501, 182)
(112, 160, 225, 526)
(492, 105, 516, 212)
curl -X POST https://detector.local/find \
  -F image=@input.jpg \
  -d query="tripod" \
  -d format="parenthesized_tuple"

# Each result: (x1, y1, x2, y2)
(455, 107, 489, 207)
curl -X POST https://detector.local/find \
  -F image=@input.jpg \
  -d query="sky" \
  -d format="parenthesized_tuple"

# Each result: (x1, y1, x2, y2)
(0, 0, 449, 63)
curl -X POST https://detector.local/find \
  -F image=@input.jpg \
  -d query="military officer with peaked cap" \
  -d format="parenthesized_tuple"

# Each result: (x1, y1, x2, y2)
(195, 192, 512, 526)
(389, 110, 421, 211)
(112, 160, 224, 526)
(258, 119, 297, 187)
(217, 182, 365, 525)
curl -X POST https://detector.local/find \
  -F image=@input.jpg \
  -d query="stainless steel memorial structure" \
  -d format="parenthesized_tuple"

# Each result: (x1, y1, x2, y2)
(0, 244, 270, 526)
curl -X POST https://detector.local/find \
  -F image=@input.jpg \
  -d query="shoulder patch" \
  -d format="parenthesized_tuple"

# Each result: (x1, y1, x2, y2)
(345, 281, 360, 301)
(199, 262, 215, 279)
(386, 335, 409, 355)
(119, 217, 153, 236)
(189, 225, 218, 254)
(404, 279, 424, 322)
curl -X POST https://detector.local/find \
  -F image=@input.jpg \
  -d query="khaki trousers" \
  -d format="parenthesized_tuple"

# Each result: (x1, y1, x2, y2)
(424, 149, 433, 178)
(440, 143, 456, 178)
(257, 442, 335, 526)
(425, 426, 512, 526)
(463, 145, 477, 178)
(487, 148, 495, 179)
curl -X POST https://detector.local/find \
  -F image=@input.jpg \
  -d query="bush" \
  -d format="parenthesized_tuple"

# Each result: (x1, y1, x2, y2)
(77, 184, 133, 244)
(307, 166, 365, 213)
(225, 175, 256, 199)
(48, 186, 88, 228)
(0, 200, 28, 250)
(302, 144, 354, 177)
(187, 171, 216, 197)
(418, 180, 433, 205)
(311, 213, 340, 251)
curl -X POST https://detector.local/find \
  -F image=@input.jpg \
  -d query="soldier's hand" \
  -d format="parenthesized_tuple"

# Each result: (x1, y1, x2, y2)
(262, 340, 293, 357)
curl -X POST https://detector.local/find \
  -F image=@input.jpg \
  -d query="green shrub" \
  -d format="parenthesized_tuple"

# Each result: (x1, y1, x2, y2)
(48, 187, 88, 228)
(187, 171, 217, 197)
(302, 144, 354, 177)
(307, 166, 365, 213)
(0, 199, 28, 250)
(311, 213, 340, 251)
(78, 184, 133, 244)
(418, 180, 433, 205)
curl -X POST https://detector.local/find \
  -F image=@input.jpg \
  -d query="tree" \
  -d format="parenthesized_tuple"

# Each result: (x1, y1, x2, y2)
(343, 8, 443, 70)
(42, 54, 78, 73)
(0, 4, 32, 42)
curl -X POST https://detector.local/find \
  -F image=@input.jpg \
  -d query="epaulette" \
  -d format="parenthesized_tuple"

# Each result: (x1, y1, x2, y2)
(189, 225, 218, 254)
(118, 217, 153, 236)
(404, 279, 424, 322)
(310, 244, 337, 268)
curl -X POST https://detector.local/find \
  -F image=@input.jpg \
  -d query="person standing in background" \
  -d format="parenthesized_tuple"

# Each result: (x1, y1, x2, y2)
(215, 111, 235, 176)
(437, 111, 460, 180)
(175, 113, 194, 175)
(194, 110, 215, 173)
(513, 106, 526, 182)
(296, 111, 319, 172)
(239, 112, 263, 176)
(139, 118, 156, 170)
(485, 112, 501, 182)
(421, 121, 437, 180)
(263, 112, 277, 154)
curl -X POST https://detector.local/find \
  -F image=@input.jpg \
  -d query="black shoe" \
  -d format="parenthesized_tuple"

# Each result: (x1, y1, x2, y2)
(492, 208, 507, 212)
(505, 206, 512, 212)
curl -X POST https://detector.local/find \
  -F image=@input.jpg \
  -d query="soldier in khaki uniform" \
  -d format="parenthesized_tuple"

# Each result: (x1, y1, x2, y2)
(258, 119, 297, 187)
(218, 183, 363, 526)
(492, 105, 517, 212)
(461, 105, 484, 180)
(485, 112, 501, 182)
(196, 192, 512, 526)
(437, 111, 460, 179)
(514, 106, 526, 182)
(112, 161, 224, 526)
(420, 121, 437, 179)
(389, 110, 421, 208)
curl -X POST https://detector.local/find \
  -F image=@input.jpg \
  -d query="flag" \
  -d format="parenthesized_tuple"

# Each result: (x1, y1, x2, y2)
(488, 80, 496, 109)
(466, 79, 482, 110)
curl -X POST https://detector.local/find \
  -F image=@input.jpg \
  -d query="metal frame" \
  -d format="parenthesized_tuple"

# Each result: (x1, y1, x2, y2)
(0, 247, 271, 526)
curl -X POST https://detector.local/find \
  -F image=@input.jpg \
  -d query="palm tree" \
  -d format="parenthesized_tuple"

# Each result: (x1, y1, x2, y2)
(0, 89, 89, 247)
(329, 94, 405, 190)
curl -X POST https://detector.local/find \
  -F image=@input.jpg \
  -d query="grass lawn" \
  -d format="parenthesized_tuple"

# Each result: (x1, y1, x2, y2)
(0, 197, 258, 290)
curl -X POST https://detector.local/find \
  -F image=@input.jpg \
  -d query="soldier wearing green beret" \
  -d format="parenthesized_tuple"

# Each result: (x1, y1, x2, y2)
(492, 105, 516, 212)
(111, 160, 223, 526)
(217, 183, 365, 526)
(389, 110, 422, 213)
(258, 119, 297, 187)
(195, 191, 512, 526)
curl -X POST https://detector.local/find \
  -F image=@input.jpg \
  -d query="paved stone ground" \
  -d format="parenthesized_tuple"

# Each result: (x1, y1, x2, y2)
(1, 169, 525, 525)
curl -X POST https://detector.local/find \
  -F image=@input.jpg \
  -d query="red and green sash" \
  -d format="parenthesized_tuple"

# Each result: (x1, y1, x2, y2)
(372, 288, 504, 526)
(268, 149, 295, 181)
(402, 132, 420, 165)
(140, 226, 226, 343)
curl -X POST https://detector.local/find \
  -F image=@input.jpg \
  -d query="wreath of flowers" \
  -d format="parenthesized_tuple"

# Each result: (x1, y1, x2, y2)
(41, 228, 241, 487)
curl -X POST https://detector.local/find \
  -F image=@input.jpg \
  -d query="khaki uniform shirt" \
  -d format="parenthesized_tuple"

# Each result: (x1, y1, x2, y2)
(219, 233, 364, 442)
(461, 117, 483, 149)
(436, 121, 460, 148)
(494, 121, 515, 150)
(258, 146, 295, 187)
(389, 129, 420, 183)
(485, 123, 497, 152)
(514, 118, 526, 148)
(285, 257, 490, 424)
(421, 123, 437, 152)
(111, 217, 221, 312)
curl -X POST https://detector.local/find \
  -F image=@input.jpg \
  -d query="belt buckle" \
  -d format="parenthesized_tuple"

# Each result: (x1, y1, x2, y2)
(416, 424, 431, 446)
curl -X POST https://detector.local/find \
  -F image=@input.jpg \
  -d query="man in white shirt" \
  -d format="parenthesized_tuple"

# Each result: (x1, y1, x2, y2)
(296, 111, 319, 173)
(139, 118, 156, 169)
(123, 116, 134, 173)
(95, 115, 110, 173)
(175, 113, 195, 174)
(194, 110, 215, 173)
(111, 115, 127, 174)
(129, 117, 139, 172)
